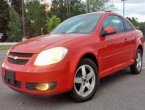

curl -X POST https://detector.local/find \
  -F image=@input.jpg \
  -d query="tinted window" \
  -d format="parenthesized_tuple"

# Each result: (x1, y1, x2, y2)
(103, 16, 124, 33)
(51, 14, 102, 34)
(123, 19, 134, 32)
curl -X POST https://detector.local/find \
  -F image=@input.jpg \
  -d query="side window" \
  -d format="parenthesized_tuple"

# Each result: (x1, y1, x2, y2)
(123, 19, 135, 32)
(103, 16, 124, 33)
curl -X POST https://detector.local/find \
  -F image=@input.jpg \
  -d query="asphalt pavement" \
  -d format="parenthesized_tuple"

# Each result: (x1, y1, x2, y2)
(0, 50, 145, 110)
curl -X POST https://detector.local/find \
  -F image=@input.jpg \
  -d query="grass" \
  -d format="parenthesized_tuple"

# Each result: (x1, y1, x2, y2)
(0, 45, 12, 50)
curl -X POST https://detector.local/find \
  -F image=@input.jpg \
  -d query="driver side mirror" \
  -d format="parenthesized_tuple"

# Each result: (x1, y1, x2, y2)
(101, 27, 117, 37)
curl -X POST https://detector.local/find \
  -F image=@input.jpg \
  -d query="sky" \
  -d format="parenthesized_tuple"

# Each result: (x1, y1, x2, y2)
(111, 0, 145, 22)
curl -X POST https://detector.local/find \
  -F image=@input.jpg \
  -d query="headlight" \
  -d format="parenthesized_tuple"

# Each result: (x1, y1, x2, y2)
(34, 47, 68, 66)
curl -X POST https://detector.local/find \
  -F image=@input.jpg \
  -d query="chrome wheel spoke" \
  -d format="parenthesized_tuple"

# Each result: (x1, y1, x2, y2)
(81, 66, 86, 78)
(136, 52, 142, 71)
(79, 85, 85, 95)
(87, 71, 94, 81)
(139, 61, 142, 68)
(136, 56, 139, 62)
(137, 63, 139, 68)
(86, 82, 92, 91)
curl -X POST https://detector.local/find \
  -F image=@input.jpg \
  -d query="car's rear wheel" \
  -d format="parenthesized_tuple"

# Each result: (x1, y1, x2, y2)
(130, 49, 143, 74)
(69, 58, 99, 102)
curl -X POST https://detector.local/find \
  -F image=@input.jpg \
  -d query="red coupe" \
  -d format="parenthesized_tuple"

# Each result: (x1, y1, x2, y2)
(1, 12, 144, 102)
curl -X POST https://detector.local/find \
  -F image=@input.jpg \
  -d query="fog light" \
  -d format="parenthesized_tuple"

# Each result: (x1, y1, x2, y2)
(36, 83, 50, 91)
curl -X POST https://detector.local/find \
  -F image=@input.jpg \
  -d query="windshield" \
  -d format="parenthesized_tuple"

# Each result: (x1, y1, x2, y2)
(51, 13, 102, 34)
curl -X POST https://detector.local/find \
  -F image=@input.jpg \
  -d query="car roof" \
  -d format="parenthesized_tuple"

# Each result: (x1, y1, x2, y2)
(85, 11, 120, 16)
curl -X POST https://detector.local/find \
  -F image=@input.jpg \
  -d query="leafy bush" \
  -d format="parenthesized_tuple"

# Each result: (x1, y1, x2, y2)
(46, 15, 61, 32)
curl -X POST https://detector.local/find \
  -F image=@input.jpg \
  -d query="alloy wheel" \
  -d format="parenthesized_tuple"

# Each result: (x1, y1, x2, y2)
(74, 65, 96, 97)
(136, 52, 142, 71)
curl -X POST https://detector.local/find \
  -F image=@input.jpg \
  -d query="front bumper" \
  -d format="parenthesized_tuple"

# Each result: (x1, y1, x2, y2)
(1, 52, 74, 95)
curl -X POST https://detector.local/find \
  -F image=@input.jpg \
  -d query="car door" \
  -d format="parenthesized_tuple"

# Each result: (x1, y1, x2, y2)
(99, 15, 127, 76)
(122, 18, 136, 61)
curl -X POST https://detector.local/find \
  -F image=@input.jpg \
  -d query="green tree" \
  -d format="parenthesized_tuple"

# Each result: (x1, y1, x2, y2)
(25, 0, 47, 38)
(86, 0, 109, 12)
(7, 8, 22, 42)
(0, 0, 9, 41)
(139, 22, 145, 36)
(10, 0, 22, 16)
(68, 0, 86, 17)
(127, 17, 140, 27)
(127, 17, 145, 36)
(50, 0, 67, 20)
(50, 0, 86, 20)
(46, 15, 61, 32)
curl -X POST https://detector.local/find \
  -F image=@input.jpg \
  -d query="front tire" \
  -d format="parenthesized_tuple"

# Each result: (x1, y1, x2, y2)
(69, 58, 99, 102)
(130, 49, 143, 74)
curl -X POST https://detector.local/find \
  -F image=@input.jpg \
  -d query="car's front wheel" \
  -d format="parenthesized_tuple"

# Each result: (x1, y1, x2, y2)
(130, 49, 143, 74)
(69, 58, 99, 102)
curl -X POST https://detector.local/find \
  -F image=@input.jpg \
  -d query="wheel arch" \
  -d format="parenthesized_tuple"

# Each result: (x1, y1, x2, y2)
(78, 53, 99, 73)
(138, 45, 143, 56)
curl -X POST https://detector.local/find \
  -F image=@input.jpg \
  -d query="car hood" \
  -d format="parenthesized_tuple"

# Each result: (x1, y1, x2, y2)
(11, 34, 88, 53)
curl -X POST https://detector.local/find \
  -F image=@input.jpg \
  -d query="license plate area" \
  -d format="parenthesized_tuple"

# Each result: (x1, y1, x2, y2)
(5, 70, 15, 85)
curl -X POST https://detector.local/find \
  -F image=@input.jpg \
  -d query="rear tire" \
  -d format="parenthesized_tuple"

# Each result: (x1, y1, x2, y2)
(130, 49, 143, 74)
(69, 58, 99, 102)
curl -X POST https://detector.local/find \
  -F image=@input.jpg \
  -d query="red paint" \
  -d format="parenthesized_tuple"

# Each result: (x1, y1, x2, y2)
(1, 12, 144, 95)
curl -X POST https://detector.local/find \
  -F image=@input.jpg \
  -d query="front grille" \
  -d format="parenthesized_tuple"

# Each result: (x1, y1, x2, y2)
(9, 52, 33, 57)
(8, 52, 33, 65)
(8, 57, 28, 65)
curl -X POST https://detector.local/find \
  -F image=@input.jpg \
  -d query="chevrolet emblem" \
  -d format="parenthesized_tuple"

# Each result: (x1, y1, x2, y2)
(14, 56, 18, 60)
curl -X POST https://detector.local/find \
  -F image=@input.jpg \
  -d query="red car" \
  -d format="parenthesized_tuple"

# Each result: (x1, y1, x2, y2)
(1, 12, 144, 102)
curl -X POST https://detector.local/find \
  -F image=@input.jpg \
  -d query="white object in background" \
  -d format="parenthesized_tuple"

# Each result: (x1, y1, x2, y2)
(0, 33, 3, 39)
(22, 37, 27, 41)
(0, 42, 18, 45)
